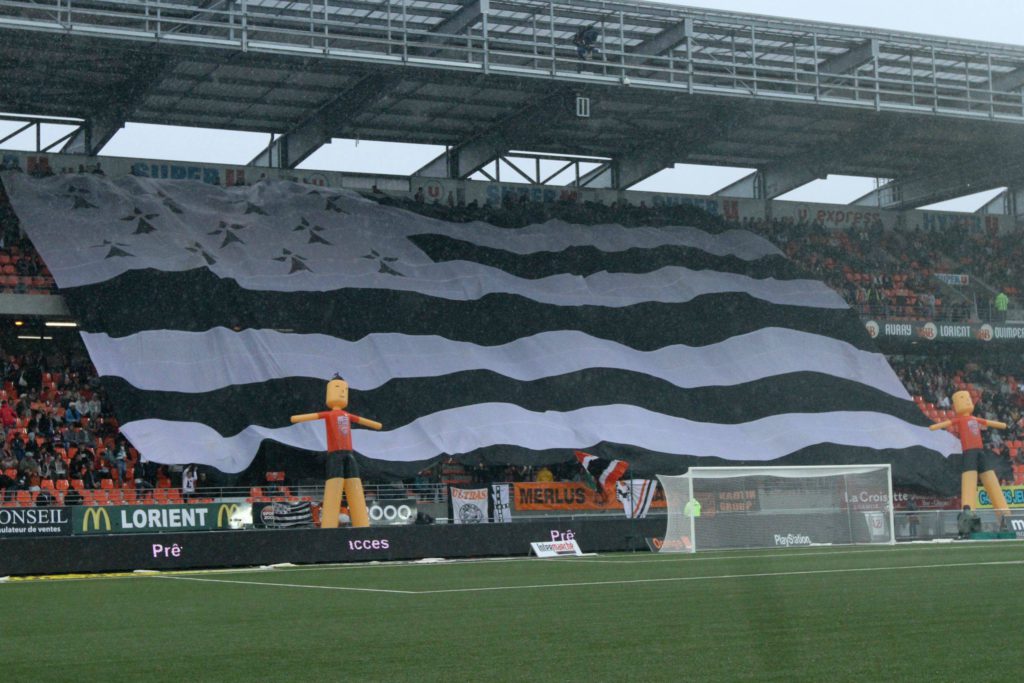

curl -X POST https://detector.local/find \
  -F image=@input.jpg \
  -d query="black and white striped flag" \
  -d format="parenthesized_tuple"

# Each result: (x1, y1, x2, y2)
(616, 479, 658, 519)
(0, 172, 960, 489)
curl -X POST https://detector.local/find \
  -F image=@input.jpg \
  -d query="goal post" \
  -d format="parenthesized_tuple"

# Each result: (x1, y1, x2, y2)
(656, 464, 894, 553)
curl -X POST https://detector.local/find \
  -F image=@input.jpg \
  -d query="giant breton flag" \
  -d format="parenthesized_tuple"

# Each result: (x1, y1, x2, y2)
(0, 172, 961, 489)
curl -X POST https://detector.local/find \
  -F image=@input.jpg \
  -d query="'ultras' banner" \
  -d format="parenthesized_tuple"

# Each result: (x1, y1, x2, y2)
(514, 482, 667, 512)
(73, 504, 239, 534)
(0, 172, 959, 492)
(450, 487, 489, 523)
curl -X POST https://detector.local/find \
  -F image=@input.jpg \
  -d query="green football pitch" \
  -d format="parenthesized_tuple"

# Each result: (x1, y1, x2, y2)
(4, 542, 1022, 682)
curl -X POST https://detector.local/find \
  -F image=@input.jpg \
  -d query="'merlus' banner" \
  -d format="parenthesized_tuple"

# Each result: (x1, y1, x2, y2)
(514, 482, 667, 512)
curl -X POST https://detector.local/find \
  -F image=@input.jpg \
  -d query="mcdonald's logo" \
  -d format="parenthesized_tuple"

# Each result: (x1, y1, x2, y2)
(217, 504, 240, 528)
(81, 507, 112, 532)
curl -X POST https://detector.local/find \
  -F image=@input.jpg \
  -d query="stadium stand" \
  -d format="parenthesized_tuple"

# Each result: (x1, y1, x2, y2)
(1, 177, 1023, 506)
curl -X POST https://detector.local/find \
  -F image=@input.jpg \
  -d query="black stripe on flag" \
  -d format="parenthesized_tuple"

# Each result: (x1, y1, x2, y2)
(407, 234, 807, 280)
(63, 269, 874, 351)
(100, 370, 928, 438)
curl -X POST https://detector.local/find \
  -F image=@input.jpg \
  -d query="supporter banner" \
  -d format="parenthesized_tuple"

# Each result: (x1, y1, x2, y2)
(514, 482, 667, 512)
(450, 487, 489, 524)
(367, 498, 417, 526)
(616, 479, 658, 519)
(252, 501, 311, 528)
(0, 506, 72, 537)
(935, 273, 970, 286)
(72, 504, 234, 535)
(491, 483, 512, 523)
(864, 319, 1024, 344)
(977, 486, 1024, 509)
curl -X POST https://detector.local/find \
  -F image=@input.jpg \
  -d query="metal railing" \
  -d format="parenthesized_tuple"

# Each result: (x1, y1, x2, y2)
(894, 509, 1024, 541)
(3, 481, 450, 505)
(2, 0, 1024, 122)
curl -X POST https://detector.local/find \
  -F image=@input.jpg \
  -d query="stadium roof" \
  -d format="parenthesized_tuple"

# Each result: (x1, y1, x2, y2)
(3, 0, 1024, 206)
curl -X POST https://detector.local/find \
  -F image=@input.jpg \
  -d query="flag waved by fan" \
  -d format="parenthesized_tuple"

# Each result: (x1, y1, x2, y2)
(575, 450, 629, 495)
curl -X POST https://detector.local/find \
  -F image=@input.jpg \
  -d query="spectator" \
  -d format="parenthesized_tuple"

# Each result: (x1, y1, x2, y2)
(182, 464, 198, 502)
(995, 290, 1009, 322)
(63, 485, 82, 506)
(957, 505, 980, 538)
(112, 440, 128, 482)
(52, 454, 68, 481)
(63, 401, 81, 425)
(572, 25, 600, 70)
(0, 400, 16, 431)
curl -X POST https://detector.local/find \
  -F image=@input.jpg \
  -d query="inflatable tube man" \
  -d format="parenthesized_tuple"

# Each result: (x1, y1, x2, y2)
(291, 376, 382, 529)
(929, 390, 1009, 520)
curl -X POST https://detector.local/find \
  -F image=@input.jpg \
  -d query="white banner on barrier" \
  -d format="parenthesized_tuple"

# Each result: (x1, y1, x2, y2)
(491, 483, 512, 523)
(450, 487, 489, 524)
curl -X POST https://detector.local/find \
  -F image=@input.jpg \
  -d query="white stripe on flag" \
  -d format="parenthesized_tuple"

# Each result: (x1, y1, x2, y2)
(119, 405, 960, 472)
(81, 327, 905, 398)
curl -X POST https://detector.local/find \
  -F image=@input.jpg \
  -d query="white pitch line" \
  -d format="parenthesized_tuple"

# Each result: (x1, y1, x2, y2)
(154, 574, 417, 594)
(413, 559, 1024, 594)
(151, 559, 1024, 596)
(564, 542, 1024, 565)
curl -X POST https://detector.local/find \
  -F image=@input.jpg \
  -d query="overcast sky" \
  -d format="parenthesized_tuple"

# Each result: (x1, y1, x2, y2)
(5, 0, 1023, 211)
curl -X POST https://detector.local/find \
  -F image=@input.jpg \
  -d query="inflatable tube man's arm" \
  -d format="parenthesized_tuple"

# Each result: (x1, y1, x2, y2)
(983, 419, 1007, 430)
(929, 420, 952, 431)
(290, 412, 323, 424)
(349, 413, 383, 430)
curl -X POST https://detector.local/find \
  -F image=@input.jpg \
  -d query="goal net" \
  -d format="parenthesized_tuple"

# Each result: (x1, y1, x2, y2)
(656, 465, 894, 552)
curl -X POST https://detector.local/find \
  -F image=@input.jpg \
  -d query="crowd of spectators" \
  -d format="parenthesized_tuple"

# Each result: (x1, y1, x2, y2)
(384, 190, 998, 322)
(0, 349, 178, 505)
(0, 182, 56, 294)
(890, 354, 1024, 484)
